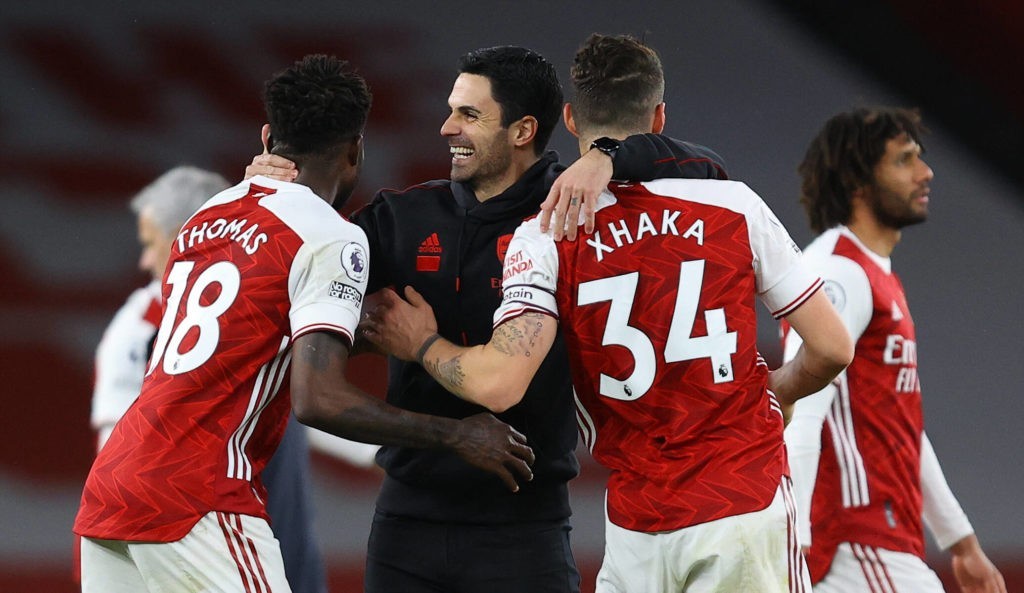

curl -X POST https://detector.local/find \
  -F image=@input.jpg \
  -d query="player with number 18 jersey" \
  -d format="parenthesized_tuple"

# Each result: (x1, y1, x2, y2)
(74, 175, 369, 542)
(495, 178, 822, 533)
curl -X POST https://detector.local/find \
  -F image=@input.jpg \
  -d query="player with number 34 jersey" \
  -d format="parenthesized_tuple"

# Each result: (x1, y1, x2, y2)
(498, 179, 821, 531)
(75, 176, 369, 542)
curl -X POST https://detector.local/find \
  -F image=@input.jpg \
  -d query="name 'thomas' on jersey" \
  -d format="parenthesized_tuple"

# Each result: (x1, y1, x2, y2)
(495, 179, 821, 532)
(74, 176, 369, 542)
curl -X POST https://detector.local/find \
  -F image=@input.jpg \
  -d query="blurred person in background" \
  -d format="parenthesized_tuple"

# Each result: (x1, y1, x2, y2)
(782, 106, 1005, 593)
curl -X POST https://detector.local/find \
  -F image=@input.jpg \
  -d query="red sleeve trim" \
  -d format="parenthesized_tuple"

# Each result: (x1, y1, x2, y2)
(771, 278, 824, 319)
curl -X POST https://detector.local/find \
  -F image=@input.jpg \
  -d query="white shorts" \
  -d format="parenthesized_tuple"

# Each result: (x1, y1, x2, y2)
(80, 511, 291, 593)
(814, 542, 945, 593)
(596, 479, 811, 593)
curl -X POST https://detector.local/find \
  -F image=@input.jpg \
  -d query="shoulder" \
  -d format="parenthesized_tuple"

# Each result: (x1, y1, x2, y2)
(372, 179, 452, 204)
(637, 178, 761, 212)
(351, 179, 452, 222)
(260, 184, 367, 246)
(803, 233, 872, 304)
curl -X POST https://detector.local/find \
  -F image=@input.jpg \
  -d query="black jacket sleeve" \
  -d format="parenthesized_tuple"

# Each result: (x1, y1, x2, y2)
(611, 133, 729, 181)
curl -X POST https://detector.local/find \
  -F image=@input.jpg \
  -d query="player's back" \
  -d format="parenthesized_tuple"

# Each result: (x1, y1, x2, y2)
(552, 178, 815, 531)
(75, 176, 366, 542)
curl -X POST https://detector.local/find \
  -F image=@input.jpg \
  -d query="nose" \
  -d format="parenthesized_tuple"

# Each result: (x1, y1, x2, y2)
(918, 158, 934, 183)
(139, 249, 155, 275)
(440, 113, 457, 137)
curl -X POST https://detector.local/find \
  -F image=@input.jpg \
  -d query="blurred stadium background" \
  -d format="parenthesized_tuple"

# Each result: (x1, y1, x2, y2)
(1, 1, 1021, 591)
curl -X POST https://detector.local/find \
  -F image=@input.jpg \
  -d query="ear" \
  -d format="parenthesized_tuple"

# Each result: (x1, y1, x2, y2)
(347, 135, 364, 167)
(511, 115, 538, 148)
(652, 102, 666, 134)
(562, 103, 579, 138)
(261, 124, 272, 154)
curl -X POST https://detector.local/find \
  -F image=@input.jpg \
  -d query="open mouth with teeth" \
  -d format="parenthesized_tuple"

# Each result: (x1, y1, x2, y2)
(450, 146, 475, 160)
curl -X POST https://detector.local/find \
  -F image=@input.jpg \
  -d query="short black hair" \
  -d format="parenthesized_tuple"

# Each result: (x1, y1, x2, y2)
(458, 46, 562, 155)
(570, 34, 664, 134)
(798, 107, 926, 233)
(264, 54, 372, 159)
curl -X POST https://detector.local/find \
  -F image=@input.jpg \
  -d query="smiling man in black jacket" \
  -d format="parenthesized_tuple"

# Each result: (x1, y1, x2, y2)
(248, 45, 726, 593)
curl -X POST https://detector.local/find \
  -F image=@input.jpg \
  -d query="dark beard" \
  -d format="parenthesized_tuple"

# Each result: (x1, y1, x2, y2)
(868, 187, 927, 230)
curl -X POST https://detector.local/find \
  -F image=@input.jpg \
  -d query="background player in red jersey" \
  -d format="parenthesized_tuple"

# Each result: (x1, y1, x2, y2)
(782, 107, 1006, 593)
(74, 54, 533, 593)
(363, 34, 853, 593)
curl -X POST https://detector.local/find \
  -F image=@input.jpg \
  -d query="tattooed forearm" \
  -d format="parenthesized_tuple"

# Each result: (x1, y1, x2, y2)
(492, 313, 546, 357)
(426, 354, 467, 389)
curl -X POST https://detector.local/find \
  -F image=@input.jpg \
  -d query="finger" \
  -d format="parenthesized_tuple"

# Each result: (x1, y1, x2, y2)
(404, 285, 427, 308)
(565, 197, 580, 241)
(539, 185, 559, 233)
(260, 124, 271, 154)
(495, 467, 520, 493)
(378, 287, 401, 306)
(552, 188, 572, 241)
(508, 427, 529, 445)
(583, 196, 596, 235)
(510, 439, 535, 466)
(505, 455, 535, 483)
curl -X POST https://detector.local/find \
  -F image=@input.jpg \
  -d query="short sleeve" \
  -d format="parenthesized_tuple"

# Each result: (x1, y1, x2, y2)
(493, 219, 560, 327)
(289, 226, 370, 346)
(748, 200, 822, 318)
(807, 253, 873, 340)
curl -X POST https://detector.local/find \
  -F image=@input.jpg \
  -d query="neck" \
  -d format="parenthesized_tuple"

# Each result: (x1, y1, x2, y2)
(846, 206, 900, 257)
(577, 129, 634, 156)
(473, 152, 541, 202)
(292, 162, 339, 207)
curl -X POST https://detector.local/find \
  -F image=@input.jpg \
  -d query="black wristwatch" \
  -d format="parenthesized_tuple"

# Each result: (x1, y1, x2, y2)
(590, 137, 620, 159)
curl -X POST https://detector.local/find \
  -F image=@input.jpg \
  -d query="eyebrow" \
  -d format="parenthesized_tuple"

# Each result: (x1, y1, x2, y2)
(454, 105, 482, 117)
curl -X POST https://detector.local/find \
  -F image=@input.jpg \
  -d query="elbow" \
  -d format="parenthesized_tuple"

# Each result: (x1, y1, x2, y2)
(472, 381, 527, 414)
(818, 333, 854, 379)
(832, 332, 855, 370)
(291, 390, 324, 429)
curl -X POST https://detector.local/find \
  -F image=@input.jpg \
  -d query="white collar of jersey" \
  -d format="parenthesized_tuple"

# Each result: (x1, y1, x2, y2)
(838, 225, 892, 274)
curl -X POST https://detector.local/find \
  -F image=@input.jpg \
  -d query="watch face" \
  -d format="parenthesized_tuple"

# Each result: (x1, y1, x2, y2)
(592, 137, 620, 153)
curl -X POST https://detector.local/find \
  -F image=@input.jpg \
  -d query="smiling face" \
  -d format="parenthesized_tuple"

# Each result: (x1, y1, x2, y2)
(864, 133, 934, 230)
(440, 73, 516, 200)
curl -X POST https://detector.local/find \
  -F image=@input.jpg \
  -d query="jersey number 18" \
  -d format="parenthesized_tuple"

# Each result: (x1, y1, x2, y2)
(148, 260, 241, 376)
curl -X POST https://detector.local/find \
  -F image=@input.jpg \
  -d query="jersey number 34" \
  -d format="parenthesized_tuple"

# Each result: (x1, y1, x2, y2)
(579, 260, 736, 401)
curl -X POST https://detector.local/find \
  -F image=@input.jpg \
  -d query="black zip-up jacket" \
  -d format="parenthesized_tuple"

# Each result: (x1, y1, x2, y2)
(351, 135, 728, 524)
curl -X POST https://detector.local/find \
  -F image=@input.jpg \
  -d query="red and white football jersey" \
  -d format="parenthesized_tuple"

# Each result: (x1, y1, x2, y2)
(782, 227, 926, 581)
(74, 176, 369, 542)
(91, 280, 162, 450)
(495, 179, 821, 532)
